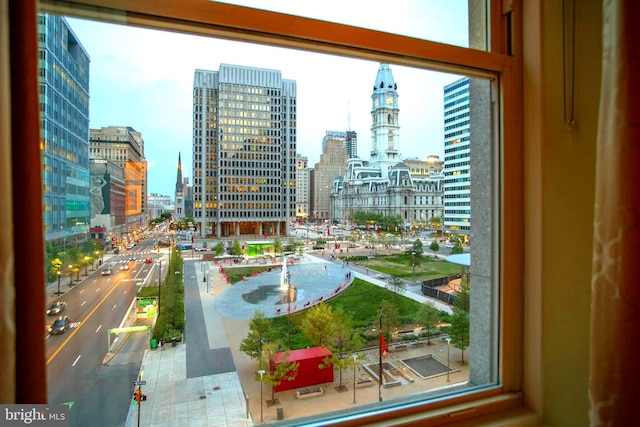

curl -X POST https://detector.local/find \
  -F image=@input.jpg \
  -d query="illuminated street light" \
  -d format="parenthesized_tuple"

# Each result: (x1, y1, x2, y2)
(84, 256, 89, 276)
(68, 265, 73, 287)
(287, 271, 292, 348)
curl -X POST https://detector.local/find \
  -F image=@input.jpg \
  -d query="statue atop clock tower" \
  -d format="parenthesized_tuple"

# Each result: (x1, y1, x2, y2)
(370, 63, 400, 177)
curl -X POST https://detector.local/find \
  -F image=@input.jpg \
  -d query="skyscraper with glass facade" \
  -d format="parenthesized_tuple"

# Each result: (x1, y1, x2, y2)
(192, 64, 297, 238)
(39, 15, 90, 249)
(443, 77, 471, 235)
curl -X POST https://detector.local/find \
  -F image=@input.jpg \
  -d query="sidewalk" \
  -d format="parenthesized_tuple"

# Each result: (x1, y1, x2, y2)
(123, 255, 465, 426)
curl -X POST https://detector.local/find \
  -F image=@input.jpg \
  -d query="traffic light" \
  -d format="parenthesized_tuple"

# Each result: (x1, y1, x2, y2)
(133, 389, 141, 403)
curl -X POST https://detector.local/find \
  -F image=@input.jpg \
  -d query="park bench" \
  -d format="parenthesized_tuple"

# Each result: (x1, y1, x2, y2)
(295, 387, 324, 399)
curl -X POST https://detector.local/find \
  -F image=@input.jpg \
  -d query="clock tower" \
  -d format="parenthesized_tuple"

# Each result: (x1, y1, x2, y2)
(370, 63, 400, 177)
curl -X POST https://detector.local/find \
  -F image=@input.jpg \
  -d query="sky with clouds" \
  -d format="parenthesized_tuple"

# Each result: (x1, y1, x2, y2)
(65, 1, 468, 196)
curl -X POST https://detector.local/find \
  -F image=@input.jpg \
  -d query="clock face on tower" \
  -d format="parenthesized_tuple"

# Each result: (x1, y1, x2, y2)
(386, 96, 393, 105)
(374, 98, 379, 107)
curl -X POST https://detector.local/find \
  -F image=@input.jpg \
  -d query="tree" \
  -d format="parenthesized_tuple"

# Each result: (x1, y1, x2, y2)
(385, 275, 407, 305)
(213, 241, 225, 257)
(231, 239, 243, 256)
(411, 239, 424, 256)
(81, 239, 100, 255)
(449, 281, 470, 363)
(429, 240, 440, 258)
(416, 301, 441, 345)
(273, 237, 283, 256)
(240, 310, 276, 369)
(380, 301, 400, 343)
(262, 342, 299, 403)
(451, 241, 464, 255)
(320, 308, 364, 390)
(448, 308, 470, 364)
(300, 303, 334, 347)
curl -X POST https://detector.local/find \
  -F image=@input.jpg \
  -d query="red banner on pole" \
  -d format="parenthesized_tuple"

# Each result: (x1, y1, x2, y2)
(380, 332, 388, 359)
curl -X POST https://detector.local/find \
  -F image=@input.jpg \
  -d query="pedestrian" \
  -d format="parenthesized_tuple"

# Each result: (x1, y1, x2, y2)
(159, 338, 165, 351)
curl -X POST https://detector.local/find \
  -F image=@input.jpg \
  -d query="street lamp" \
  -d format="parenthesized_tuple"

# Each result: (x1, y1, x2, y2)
(68, 265, 73, 287)
(257, 369, 265, 424)
(412, 251, 416, 282)
(94, 251, 99, 269)
(56, 271, 62, 295)
(286, 271, 292, 348)
(157, 260, 162, 315)
(446, 337, 451, 382)
(84, 256, 89, 276)
(352, 355, 357, 404)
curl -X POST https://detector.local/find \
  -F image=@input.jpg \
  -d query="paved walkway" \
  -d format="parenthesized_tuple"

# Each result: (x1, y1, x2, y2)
(116, 253, 464, 426)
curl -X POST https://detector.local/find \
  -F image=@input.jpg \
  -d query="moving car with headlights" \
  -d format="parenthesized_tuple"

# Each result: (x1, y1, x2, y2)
(120, 264, 130, 271)
(102, 266, 112, 275)
(48, 316, 70, 335)
(46, 301, 67, 316)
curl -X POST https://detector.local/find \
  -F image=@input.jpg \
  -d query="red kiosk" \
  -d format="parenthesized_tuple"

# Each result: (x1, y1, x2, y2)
(274, 347, 333, 392)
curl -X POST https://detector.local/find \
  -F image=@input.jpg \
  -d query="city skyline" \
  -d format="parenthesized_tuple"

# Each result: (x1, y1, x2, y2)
(66, 11, 466, 196)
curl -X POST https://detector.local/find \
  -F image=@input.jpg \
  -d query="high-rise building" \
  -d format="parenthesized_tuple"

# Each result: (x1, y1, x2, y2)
(313, 138, 348, 221)
(294, 155, 310, 221)
(89, 126, 149, 234)
(321, 130, 358, 159)
(192, 64, 297, 238)
(443, 77, 471, 235)
(39, 15, 91, 250)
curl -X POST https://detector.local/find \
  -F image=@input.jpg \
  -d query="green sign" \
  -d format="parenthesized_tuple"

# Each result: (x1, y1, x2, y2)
(139, 299, 155, 306)
(109, 325, 150, 334)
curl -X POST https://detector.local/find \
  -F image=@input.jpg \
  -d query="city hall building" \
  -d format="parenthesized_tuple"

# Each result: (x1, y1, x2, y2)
(330, 64, 444, 226)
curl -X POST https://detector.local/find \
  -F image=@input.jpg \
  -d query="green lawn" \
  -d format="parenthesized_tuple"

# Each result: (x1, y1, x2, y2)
(226, 253, 456, 350)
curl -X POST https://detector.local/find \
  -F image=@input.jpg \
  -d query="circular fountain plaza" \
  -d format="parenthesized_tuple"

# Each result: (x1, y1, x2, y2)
(214, 255, 355, 320)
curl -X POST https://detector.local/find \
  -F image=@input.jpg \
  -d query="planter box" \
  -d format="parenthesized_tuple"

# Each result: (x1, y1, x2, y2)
(295, 387, 324, 399)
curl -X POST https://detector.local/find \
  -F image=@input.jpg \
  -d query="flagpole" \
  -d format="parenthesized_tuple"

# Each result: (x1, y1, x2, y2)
(379, 305, 383, 402)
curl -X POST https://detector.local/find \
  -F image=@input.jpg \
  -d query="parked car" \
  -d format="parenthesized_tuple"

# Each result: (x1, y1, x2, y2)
(102, 266, 112, 275)
(48, 316, 70, 335)
(312, 245, 324, 250)
(46, 301, 67, 316)
(194, 247, 207, 252)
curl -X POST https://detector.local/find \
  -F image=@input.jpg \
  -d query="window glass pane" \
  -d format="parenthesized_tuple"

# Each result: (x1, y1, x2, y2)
(43, 15, 499, 427)
(215, 0, 475, 49)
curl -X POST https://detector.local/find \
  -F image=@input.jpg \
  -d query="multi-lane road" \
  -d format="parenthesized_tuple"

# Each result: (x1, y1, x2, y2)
(46, 241, 162, 426)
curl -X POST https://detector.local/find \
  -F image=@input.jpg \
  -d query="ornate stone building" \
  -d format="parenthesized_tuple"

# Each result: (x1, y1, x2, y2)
(330, 64, 444, 226)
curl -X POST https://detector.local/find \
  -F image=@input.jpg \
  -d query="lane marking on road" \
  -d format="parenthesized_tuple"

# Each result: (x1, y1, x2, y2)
(96, 325, 102, 333)
(79, 290, 85, 294)
(72, 355, 81, 367)
(96, 288, 100, 292)
(81, 301, 86, 306)
(112, 305, 117, 310)
(46, 275, 128, 365)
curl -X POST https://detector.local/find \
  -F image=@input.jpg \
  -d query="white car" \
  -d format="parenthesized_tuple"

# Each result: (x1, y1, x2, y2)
(194, 247, 207, 252)
(445, 243, 454, 248)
